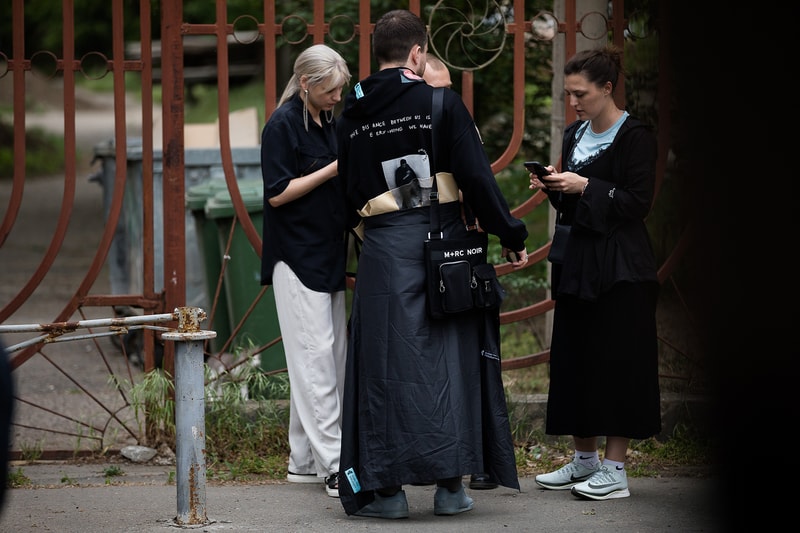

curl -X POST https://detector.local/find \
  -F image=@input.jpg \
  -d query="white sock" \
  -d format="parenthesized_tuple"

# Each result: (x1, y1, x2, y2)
(603, 458, 625, 471)
(574, 450, 599, 469)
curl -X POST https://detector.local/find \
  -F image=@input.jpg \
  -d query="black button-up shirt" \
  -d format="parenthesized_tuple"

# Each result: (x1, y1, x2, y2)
(260, 96, 346, 292)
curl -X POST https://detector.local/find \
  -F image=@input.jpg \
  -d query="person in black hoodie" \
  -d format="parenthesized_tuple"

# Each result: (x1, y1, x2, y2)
(336, 9, 528, 519)
(529, 45, 661, 501)
(422, 54, 498, 494)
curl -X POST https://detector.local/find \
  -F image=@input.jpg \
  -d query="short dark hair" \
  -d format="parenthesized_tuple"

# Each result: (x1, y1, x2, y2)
(372, 9, 428, 66)
(564, 45, 625, 92)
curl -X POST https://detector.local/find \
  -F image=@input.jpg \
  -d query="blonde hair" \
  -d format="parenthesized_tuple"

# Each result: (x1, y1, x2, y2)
(278, 44, 351, 107)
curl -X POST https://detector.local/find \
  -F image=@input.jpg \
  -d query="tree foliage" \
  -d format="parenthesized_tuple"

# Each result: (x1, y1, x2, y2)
(1, 0, 670, 242)
(0, 1, 556, 164)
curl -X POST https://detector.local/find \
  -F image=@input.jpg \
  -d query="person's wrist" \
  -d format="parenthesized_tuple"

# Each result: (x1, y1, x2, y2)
(581, 180, 589, 196)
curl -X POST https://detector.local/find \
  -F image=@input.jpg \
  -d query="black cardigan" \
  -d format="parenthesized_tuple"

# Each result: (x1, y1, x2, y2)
(548, 117, 659, 301)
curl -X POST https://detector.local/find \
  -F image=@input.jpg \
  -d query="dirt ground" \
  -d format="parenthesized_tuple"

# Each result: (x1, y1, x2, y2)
(1, 76, 149, 456)
(1, 76, 146, 323)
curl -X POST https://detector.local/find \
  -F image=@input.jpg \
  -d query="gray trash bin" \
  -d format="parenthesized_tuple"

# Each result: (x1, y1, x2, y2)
(89, 139, 133, 298)
(205, 180, 286, 373)
(90, 138, 262, 333)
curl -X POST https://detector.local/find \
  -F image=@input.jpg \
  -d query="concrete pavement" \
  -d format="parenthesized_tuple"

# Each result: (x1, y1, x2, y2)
(0, 461, 723, 532)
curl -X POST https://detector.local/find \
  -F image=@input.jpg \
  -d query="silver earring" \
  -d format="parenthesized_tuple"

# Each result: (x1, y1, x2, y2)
(303, 89, 309, 132)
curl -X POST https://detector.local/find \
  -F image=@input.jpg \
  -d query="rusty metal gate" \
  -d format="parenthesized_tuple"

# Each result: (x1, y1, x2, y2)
(0, 0, 698, 459)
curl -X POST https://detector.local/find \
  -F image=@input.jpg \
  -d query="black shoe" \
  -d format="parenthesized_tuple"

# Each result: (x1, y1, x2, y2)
(354, 490, 409, 519)
(434, 485, 474, 515)
(325, 473, 339, 498)
(469, 473, 498, 490)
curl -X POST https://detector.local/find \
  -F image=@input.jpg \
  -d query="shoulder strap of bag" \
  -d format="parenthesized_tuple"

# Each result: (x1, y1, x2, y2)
(428, 87, 444, 240)
(428, 88, 478, 237)
(556, 121, 590, 223)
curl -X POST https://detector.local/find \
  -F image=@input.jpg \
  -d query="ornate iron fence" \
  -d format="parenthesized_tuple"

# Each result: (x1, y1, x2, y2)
(0, 0, 698, 458)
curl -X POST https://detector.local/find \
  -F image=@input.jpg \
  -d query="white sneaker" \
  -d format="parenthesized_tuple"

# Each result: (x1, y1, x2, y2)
(570, 464, 630, 500)
(535, 460, 599, 490)
(287, 471, 321, 484)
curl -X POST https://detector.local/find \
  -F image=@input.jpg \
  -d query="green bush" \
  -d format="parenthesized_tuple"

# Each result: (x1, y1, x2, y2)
(0, 118, 65, 178)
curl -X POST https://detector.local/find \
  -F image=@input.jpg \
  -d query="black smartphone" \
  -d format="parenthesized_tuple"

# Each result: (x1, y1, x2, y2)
(524, 161, 551, 180)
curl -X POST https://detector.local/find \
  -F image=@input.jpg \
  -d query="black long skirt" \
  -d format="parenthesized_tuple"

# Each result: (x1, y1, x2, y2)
(545, 281, 662, 439)
(338, 203, 519, 515)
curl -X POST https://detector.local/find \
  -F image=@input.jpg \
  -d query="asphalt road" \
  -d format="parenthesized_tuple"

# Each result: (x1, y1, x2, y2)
(0, 461, 723, 533)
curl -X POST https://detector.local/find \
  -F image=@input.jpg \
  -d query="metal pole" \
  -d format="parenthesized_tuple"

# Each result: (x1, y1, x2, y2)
(162, 307, 216, 526)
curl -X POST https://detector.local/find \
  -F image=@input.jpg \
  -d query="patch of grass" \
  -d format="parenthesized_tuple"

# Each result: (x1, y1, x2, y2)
(629, 423, 714, 470)
(113, 369, 176, 447)
(7, 467, 31, 488)
(503, 361, 549, 396)
(511, 428, 712, 480)
(626, 461, 661, 478)
(19, 440, 44, 462)
(103, 465, 124, 478)
(115, 355, 291, 482)
(512, 431, 575, 477)
(204, 366, 291, 480)
(98, 348, 713, 484)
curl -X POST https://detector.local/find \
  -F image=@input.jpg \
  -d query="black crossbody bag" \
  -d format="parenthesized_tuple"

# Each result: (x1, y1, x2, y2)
(423, 88, 504, 319)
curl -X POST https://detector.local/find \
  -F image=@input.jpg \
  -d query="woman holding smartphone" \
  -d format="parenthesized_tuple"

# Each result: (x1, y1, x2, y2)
(528, 45, 661, 501)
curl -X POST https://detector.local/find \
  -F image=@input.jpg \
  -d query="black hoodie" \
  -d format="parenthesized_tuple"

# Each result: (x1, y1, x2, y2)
(336, 67, 527, 252)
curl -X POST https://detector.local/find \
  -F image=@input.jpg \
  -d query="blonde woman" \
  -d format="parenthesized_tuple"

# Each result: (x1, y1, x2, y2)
(259, 44, 351, 498)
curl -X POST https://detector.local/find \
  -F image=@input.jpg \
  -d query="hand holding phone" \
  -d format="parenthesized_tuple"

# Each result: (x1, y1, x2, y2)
(524, 161, 552, 180)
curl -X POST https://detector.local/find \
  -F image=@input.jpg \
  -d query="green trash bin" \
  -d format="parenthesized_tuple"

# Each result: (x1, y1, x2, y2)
(204, 180, 286, 372)
(186, 180, 233, 353)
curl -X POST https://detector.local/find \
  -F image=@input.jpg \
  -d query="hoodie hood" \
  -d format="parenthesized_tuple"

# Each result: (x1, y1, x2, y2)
(342, 67, 426, 120)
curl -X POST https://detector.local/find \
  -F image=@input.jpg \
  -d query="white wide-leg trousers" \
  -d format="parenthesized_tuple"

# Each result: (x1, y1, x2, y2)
(271, 261, 347, 477)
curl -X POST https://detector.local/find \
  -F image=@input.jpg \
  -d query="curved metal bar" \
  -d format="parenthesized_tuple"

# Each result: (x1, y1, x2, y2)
(0, 0, 699, 459)
(501, 349, 550, 371)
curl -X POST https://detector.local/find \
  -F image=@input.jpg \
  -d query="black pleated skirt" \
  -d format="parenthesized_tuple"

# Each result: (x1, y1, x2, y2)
(545, 281, 662, 439)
